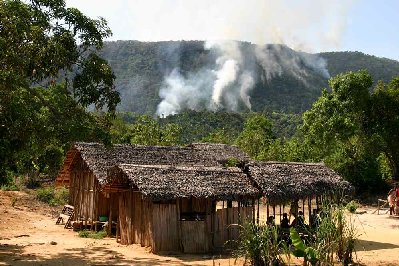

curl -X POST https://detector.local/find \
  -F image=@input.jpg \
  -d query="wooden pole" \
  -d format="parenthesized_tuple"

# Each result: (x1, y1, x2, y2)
(266, 200, 269, 221)
(256, 199, 260, 225)
(308, 197, 312, 225)
(108, 194, 113, 237)
(279, 205, 282, 223)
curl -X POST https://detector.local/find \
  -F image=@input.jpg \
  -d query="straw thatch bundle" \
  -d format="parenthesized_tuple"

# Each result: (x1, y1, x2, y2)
(248, 161, 352, 204)
(71, 142, 249, 185)
(108, 164, 260, 201)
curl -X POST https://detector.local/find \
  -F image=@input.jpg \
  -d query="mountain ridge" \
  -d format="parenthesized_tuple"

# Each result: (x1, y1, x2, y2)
(98, 40, 399, 115)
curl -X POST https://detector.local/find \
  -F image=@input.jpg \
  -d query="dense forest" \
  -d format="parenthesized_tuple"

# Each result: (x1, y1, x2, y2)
(1, 0, 399, 197)
(99, 40, 399, 115)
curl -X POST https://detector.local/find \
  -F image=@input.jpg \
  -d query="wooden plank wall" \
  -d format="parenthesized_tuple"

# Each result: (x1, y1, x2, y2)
(213, 206, 253, 249)
(68, 158, 113, 223)
(181, 221, 208, 253)
(151, 203, 179, 252)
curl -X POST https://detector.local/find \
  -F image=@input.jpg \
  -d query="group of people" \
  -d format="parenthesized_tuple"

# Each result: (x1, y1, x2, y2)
(266, 200, 321, 231)
(387, 185, 399, 215)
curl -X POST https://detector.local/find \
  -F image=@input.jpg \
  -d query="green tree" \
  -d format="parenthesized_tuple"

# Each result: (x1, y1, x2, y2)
(0, 0, 120, 183)
(235, 113, 275, 159)
(370, 78, 399, 180)
(301, 70, 391, 191)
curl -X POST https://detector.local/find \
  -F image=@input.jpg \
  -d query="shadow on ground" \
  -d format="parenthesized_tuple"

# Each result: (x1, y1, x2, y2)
(356, 239, 399, 251)
(0, 243, 229, 265)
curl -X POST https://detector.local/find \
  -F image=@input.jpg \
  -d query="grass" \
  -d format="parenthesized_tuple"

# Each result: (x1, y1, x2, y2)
(78, 230, 107, 239)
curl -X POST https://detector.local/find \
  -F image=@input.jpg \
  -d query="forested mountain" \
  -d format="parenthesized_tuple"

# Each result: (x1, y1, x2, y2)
(98, 40, 399, 115)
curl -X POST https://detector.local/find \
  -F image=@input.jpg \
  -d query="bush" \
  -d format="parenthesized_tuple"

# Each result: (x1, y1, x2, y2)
(346, 200, 359, 213)
(36, 186, 69, 206)
(1, 183, 19, 191)
(78, 230, 107, 239)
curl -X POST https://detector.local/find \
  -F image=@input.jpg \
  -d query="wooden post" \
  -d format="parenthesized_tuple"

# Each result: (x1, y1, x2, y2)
(273, 205, 276, 220)
(309, 197, 312, 223)
(266, 201, 269, 221)
(252, 199, 255, 224)
(256, 199, 260, 225)
(279, 205, 282, 223)
(108, 194, 113, 237)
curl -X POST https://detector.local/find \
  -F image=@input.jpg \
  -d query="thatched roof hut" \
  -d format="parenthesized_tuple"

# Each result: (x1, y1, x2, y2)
(248, 161, 352, 204)
(107, 164, 260, 201)
(57, 142, 249, 186)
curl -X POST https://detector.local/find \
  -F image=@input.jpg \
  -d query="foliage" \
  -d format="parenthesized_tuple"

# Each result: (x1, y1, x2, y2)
(78, 229, 107, 239)
(235, 113, 275, 159)
(290, 228, 319, 266)
(99, 41, 399, 115)
(36, 186, 69, 206)
(301, 70, 399, 191)
(234, 222, 288, 266)
(289, 202, 359, 266)
(0, 0, 120, 184)
(223, 158, 240, 167)
(345, 200, 358, 214)
(110, 115, 182, 146)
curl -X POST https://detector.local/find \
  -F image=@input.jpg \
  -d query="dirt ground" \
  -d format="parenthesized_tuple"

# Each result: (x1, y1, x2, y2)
(1, 190, 399, 266)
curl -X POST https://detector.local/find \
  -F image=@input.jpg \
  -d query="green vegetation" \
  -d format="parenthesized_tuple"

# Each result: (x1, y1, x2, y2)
(97, 40, 399, 115)
(234, 222, 289, 266)
(0, 0, 120, 185)
(78, 230, 107, 239)
(36, 186, 69, 206)
(235, 202, 359, 265)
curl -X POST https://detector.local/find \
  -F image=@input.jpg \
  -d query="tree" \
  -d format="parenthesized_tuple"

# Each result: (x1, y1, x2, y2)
(235, 113, 275, 159)
(370, 78, 399, 180)
(0, 0, 120, 183)
(301, 70, 395, 191)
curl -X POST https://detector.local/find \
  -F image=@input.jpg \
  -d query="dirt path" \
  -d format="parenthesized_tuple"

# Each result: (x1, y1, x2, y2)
(1, 190, 399, 265)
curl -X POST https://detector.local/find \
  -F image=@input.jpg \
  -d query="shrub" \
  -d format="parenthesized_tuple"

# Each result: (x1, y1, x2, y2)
(234, 222, 288, 266)
(36, 186, 69, 206)
(346, 200, 358, 213)
(79, 230, 107, 239)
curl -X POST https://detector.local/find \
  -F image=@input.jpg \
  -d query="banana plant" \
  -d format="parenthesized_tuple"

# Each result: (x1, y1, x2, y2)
(290, 227, 319, 266)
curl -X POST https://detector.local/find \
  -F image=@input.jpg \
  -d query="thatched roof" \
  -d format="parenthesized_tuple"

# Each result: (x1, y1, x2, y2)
(108, 164, 260, 201)
(248, 161, 352, 204)
(65, 142, 249, 184)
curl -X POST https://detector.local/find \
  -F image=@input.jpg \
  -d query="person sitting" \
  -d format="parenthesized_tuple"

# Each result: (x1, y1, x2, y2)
(280, 213, 290, 229)
(291, 211, 306, 230)
(267, 215, 275, 226)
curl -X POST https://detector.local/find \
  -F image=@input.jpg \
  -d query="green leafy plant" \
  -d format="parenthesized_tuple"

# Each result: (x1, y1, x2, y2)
(345, 200, 358, 213)
(234, 222, 287, 266)
(78, 230, 107, 239)
(36, 186, 69, 206)
(290, 227, 319, 266)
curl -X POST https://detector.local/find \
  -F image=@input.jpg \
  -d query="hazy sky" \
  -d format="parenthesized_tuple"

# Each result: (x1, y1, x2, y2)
(66, 0, 399, 61)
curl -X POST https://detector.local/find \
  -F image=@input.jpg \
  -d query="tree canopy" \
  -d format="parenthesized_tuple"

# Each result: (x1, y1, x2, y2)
(0, 0, 120, 183)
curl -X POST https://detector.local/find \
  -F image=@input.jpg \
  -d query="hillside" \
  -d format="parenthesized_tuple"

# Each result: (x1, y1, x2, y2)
(98, 41, 399, 115)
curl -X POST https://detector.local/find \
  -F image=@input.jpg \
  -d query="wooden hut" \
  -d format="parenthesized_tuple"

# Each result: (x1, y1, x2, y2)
(247, 161, 352, 222)
(107, 164, 259, 253)
(55, 142, 258, 253)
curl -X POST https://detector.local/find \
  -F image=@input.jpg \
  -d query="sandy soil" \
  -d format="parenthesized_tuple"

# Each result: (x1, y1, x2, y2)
(0, 190, 399, 266)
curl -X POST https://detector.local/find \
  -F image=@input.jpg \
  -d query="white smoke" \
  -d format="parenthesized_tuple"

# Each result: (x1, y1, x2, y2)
(157, 40, 258, 116)
(156, 40, 332, 116)
(211, 59, 239, 108)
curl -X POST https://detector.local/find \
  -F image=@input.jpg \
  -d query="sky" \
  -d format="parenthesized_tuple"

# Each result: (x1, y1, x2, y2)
(66, 0, 399, 61)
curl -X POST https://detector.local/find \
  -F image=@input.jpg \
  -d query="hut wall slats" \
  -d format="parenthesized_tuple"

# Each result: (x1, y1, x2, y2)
(213, 206, 253, 249)
(181, 221, 208, 253)
(151, 203, 179, 252)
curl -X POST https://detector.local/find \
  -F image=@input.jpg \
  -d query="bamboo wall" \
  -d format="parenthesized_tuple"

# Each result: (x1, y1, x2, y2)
(118, 190, 153, 247)
(116, 193, 254, 253)
(213, 206, 253, 249)
(69, 158, 114, 222)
